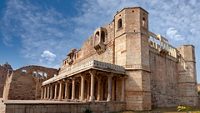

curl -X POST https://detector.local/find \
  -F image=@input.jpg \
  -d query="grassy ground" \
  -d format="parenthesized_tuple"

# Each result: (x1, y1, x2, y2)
(114, 107, 200, 113)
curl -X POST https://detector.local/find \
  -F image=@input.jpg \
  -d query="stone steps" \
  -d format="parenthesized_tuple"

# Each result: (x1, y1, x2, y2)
(0, 98, 5, 113)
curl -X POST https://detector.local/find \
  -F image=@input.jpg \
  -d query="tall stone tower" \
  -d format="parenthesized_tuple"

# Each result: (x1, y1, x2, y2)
(114, 7, 151, 110)
(177, 45, 198, 106)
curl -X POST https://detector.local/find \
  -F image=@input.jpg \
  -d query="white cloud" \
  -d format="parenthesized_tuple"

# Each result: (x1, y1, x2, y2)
(166, 27, 185, 41)
(1, 0, 78, 67)
(41, 50, 56, 62)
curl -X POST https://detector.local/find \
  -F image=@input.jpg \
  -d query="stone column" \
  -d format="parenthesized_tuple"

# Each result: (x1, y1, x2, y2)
(50, 84, 53, 99)
(71, 78, 75, 100)
(89, 71, 95, 101)
(80, 75, 85, 101)
(97, 77, 101, 101)
(58, 81, 63, 100)
(87, 81, 90, 100)
(107, 75, 112, 101)
(47, 86, 49, 99)
(121, 78, 125, 101)
(65, 80, 69, 99)
(54, 83, 58, 99)
(41, 86, 44, 99)
(44, 86, 47, 99)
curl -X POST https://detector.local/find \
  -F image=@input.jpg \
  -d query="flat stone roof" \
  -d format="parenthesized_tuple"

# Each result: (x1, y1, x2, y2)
(42, 60, 125, 85)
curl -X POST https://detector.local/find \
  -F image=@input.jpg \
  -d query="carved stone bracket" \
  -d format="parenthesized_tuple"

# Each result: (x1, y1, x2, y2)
(93, 27, 107, 54)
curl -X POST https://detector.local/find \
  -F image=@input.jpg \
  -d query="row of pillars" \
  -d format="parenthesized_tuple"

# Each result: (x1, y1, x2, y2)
(41, 71, 125, 102)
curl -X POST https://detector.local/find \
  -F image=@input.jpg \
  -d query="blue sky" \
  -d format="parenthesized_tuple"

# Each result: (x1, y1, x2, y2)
(0, 0, 200, 82)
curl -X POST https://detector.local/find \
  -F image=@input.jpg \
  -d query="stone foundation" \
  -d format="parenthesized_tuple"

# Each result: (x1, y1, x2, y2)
(4, 100, 125, 113)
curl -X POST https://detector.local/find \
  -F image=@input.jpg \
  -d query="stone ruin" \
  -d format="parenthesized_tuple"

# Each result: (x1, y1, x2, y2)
(0, 63, 58, 100)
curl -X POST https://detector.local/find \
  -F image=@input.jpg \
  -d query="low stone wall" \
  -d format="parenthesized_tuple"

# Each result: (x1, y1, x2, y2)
(4, 100, 125, 113)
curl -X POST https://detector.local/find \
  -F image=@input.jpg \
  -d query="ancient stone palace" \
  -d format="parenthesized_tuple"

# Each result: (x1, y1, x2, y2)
(40, 7, 198, 111)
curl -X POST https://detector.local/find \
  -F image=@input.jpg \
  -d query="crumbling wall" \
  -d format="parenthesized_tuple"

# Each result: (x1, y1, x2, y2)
(4, 65, 57, 100)
(0, 66, 9, 98)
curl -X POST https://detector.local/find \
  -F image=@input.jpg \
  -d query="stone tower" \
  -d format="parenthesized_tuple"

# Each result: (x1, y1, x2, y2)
(177, 45, 198, 106)
(114, 7, 151, 110)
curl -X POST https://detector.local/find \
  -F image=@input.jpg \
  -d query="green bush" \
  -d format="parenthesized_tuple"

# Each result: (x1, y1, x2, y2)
(177, 105, 192, 112)
(198, 91, 200, 96)
(84, 108, 92, 113)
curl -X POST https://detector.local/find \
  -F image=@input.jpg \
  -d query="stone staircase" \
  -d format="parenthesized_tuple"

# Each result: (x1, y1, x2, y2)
(0, 98, 5, 113)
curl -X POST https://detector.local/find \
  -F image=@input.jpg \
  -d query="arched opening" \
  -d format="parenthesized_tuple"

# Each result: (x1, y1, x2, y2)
(101, 31, 105, 43)
(94, 31, 100, 40)
(142, 17, 146, 27)
(118, 18, 122, 29)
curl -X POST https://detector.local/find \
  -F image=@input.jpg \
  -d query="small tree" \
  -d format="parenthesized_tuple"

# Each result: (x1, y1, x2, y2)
(84, 108, 92, 113)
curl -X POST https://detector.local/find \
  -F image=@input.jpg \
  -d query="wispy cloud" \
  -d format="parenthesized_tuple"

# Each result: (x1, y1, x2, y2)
(1, 0, 78, 68)
(1, 0, 200, 79)
(73, 0, 137, 38)
(166, 27, 185, 41)
(41, 50, 56, 62)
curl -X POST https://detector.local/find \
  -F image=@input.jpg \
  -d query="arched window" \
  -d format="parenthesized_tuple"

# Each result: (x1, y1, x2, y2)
(101, 31, 105, 43)
(118, 19, 122, 29)
(142, 17, 146, 27)
(95, 31, 100, 40)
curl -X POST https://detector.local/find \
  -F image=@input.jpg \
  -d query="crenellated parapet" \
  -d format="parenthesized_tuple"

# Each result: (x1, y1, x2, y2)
(149, 31, 178, 58)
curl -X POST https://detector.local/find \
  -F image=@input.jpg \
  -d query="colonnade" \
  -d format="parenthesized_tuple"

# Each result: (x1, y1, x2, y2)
(41, 71, 125, 102)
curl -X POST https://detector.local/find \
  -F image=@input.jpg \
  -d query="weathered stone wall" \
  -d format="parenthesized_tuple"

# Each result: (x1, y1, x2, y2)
(0, 66, 8, 98)
(149, 45, 198, 107)
(149, 48, 179, 108)
(197, 84, 200, 91)
(114, 8, 151, 111)
(177, 45, 198, 106)
(4, 101, 125, 113)
(59, 22, 115, 74)
(3, 66, 57, 100)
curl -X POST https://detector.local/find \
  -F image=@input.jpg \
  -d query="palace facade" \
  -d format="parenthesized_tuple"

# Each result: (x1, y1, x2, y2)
(40, 7, 198, 111)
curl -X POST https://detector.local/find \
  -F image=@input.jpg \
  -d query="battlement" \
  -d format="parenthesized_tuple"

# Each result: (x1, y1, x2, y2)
(149, 31, 178, 58)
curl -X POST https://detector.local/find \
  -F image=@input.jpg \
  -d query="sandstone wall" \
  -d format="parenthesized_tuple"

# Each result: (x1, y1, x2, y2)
(177, 45, 198, 106)
(149, 48, 179, 108)
(59, 22, 115, 74)
(4, 101, 125, 113)
(3, 66, 57, 100)
(0, 66, 9, 98)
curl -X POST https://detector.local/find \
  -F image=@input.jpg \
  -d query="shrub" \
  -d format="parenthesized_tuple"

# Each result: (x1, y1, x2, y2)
(177, 105, 191, 112)
(198, 91, 200, 96)
(84, 108, 93, 113)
